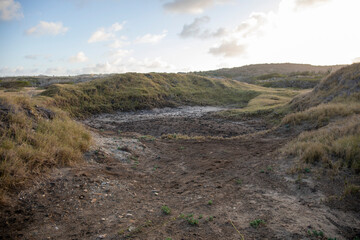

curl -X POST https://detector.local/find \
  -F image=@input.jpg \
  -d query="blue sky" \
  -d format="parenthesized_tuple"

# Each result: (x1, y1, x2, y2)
(0, 0, 359, 76)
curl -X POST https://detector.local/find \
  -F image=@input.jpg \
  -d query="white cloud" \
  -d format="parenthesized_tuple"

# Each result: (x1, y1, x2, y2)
(88, 28, 113, 43)
(109, 49, 132, 64)
(208, 0, 360, 64)
(209, 40, 246, 57)
(135, 31, 167, 44)
(26, 21, 68, 36)
(163, 0, 230, 14)
(179, 16, 227, 39)
(295, 0, 331, 8)
(127, 57, 174, 70)
(88, 21, 126, 43)
(109, 22, 125, 32)
(0, 0, 23, 21)
(107, 38, 129, 49)
(69, 51, 88, 63)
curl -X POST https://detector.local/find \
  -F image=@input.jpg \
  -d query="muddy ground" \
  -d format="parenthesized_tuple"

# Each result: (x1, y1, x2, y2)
(1, 107, 360, 240)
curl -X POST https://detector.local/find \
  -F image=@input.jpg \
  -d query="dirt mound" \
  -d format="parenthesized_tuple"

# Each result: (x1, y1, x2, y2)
(290, 63, 360, 110)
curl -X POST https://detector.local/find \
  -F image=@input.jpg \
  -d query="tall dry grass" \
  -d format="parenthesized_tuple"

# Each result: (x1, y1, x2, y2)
(285, 115, 360, 172)
(0, 93, 91, 204)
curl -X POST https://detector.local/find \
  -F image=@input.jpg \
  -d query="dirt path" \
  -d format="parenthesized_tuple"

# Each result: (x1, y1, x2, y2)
(1, 108, 359, 239)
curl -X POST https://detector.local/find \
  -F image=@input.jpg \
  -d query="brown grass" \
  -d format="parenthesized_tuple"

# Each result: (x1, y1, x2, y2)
(0, 92, 91, 204)
(285, 115, 360, 173)
(282, 102, 360, 126)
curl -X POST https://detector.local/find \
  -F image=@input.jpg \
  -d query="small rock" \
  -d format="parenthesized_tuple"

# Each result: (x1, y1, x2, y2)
(101, 218, 106, 221)
(126, 213, 133, 217)
(128, 226, 136, 232)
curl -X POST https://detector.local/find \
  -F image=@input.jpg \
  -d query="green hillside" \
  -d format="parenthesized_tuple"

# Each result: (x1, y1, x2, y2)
(42, 73, 259, 118)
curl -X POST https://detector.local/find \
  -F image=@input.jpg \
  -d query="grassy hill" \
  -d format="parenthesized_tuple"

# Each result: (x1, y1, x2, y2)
(282, 63, 360, 173)
(41, 73, 260, 118)
(0, 91, 91, 203)
(194, 63, 346, 89)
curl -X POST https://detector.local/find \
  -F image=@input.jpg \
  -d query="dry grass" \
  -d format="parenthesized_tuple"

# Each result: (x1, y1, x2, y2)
(0, 92, 91, 204)
(282, 102, 360, 126)
(285, 115, 360, 173)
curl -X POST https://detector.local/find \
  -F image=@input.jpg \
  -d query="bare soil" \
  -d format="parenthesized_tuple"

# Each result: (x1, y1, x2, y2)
(1, 107, 359, 240)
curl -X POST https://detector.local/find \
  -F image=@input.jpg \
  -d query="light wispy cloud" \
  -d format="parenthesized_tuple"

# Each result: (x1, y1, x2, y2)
(81, 56, 173, 74)
(88, 22, 126, 43)
(69, 51, 88, 63)
(26, 21, 69, 36)
(135, 31, 167, 44)
(163, 0, 230, 14)
(295, 0, 331, 8)
(107, 38, 129, 49)
(179, 16, 226, 39)
(209, 40, 246, 57)
(0, 0, 23, 21)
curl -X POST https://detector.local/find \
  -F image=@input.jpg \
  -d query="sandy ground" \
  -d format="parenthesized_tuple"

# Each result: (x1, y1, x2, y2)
(1, 107, 359, 240)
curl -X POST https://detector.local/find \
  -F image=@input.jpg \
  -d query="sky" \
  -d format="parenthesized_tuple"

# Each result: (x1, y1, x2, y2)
(0, 0, 359, 76)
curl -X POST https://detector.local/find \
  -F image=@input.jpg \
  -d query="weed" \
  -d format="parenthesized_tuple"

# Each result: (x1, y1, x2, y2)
(186, 217, 199, 226)
(165, 238, 172, 240)
(207, 216, 214, 222)
(179, 213, 185, 219)
(260, 170, 265, 173)
(208, 200, 213, 205)
(235, 179, 242, 185)
(343, 184, 360, 196)
(304, 167, 311, 173)
(161, 205, 171, 215)
(250, 219, 265, 228)
(198, 214, 203, 219)
(153, 165, 159, 170)
(311, 230, 324, 237)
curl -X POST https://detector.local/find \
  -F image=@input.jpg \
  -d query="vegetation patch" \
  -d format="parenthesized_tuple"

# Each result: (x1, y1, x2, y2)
(41, 73, 259, 118)
(161, 205, 171, 215)
(285, 115, 360, 173)
(0, 91, 91, 204)
(250, 219, 265, 228)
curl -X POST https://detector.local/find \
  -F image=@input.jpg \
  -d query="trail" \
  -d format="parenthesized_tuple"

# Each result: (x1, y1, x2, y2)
(1, 107, 359, 239)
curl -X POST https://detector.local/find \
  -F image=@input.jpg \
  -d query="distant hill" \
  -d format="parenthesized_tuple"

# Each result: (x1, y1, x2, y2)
(194, 63, 347, 89)
(290, 63, 360, 110)
(0, 74, 111, 88)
